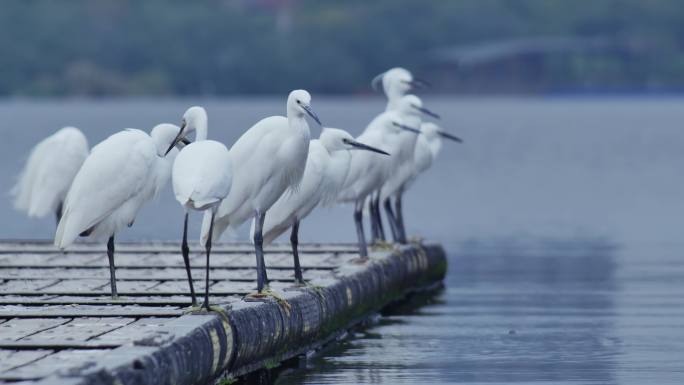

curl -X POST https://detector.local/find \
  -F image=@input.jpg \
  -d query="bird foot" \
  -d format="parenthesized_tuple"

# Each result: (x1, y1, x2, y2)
(408, 236, 424, 244)
(371, 240, 395, 250)
(244, 287, 292, 313)
(350, 255, 370, 264)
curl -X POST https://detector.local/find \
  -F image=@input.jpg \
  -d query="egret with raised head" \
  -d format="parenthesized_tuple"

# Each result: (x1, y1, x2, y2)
(337, 96, 421, 258)
(255, 128, 388, 283)
(203, 89, 321, 294)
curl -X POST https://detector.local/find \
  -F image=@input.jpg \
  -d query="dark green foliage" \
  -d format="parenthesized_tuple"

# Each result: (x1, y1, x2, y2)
(1, 0, 683, 96)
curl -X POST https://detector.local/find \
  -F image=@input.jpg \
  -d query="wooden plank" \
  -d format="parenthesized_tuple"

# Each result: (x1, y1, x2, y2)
(0, 349, 111, 380)
(0, 349, 53, 373)
(0, 318, 70, 341)
(0, 305, 184, 319)
(0, 279, 59, 291)
(0, 296, 239, 306)
(0, 241, 358, 254)
(18, 317, 135, 345)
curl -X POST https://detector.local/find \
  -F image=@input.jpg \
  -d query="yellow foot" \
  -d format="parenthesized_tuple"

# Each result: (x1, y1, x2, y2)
(371, 240, 395, 250)
(351, 255, 370, 264)
(408, 236, 424, 244)
(244, 287, 292, 313)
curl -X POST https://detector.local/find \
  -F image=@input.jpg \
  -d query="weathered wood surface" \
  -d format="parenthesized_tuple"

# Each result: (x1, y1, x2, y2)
(0, 241, 446, 385)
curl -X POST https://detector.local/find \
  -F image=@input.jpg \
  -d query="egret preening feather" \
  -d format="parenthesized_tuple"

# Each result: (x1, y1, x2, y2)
(12, 127, 88, 223)
(254, 128, 388, 283)
(204, 89, 320, 293)
(169, 106, 232, 309)
(54, 123, 183, 298)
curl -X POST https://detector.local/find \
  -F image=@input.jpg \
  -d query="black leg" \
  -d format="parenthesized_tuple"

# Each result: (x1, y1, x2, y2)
(55, 201, 63, 225)
(395, 193, 407, 243)
(107, 235, 118, 299)
(368, 197, 379, 242)
(182, 213, 197, 306)
(290, 219, 304, 284)
(354, 201, 368, 258)
(384, 197, 400, 242)
(202, 210, 215, 310)
(254, 211, 269, 293)
(373, 193, 386, 241)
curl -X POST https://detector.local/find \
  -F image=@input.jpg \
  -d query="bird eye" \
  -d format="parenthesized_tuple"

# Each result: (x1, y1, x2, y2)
(296, 100, 301, 104)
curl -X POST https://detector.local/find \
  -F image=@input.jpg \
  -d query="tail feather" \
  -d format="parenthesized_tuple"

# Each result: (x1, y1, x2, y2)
(200, 211, 230, 246)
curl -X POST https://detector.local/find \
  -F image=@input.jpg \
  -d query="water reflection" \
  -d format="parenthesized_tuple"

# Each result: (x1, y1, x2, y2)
(275, 239, 620, 384)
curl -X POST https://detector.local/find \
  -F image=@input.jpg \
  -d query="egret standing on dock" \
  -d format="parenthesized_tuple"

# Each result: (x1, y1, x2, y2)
(12, 127, 89, 224)
(54, 124, 185, 298)
(202, 90, 321, 294)
(379, 95, 441, 243)
(256, 128, 388, 283)
(167, 106, 232, 309)
(337, 97, 421, 258)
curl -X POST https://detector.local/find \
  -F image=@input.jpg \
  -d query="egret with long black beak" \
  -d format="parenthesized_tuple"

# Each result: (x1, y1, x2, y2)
(54, 124, 185, 298)
(254, 128, 388, 283)
(167, 106, 232, 309)
(378, 95, 442, 243)
(337, 96, 421, 258)
(13, 127, 89, 224)
(202, 90, 321, 294)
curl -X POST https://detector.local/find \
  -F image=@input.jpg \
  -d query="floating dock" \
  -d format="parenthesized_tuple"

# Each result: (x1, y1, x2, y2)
(0, 241, 446, 385)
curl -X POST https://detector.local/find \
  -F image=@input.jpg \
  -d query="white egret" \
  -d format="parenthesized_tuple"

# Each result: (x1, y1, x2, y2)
(253, 128, 388, 283)
(202, 89, 321, 293)
(378, 95, 441, 243)
(54, 123, 184, 298)
(12, 127, 89, 224)
(407, 122, 462, 190)
(167, 106, 232, 309)
(337, 96, 421, 258)
(372, 67, 430, 110)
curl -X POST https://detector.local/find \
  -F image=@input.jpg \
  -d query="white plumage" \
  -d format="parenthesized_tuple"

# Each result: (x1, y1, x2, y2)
(253, 127, 388, 283)
(258, 128, 387, 244)
(12, 127, 88, 221)
(55, 125, 180, 247)
(170, 106, 232, 308)
(203, 89, 321, 293)
(202, 90, 318, 243)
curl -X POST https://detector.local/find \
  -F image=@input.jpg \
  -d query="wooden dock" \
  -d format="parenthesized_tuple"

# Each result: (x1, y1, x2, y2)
(0, 241, 446, 385)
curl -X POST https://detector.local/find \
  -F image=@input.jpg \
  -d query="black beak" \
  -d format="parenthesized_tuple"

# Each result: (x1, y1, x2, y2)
(393, 122, 421, 134)
(343, 138, 390, 156)
(412, 104, 441, 120)
(402, 78, 431, 90)
(371, 72, 386, 91)
(180, 138, 191, 145)
(438, 130, 463, 143)
(164, 122, 186, 156)
(302, 104, 322, 126)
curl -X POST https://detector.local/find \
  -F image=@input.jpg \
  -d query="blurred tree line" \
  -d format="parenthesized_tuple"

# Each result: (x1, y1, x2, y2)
(1, 0, 683, 96)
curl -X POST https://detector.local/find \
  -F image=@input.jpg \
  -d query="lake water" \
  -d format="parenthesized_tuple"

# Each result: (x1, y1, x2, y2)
(2, 97, 684, 383)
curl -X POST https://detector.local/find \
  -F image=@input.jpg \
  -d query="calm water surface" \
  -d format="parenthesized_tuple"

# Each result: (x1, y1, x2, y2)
(1, 97, 683, 383)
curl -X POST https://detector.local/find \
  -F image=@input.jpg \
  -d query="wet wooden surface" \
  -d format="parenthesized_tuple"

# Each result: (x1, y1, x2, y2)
(0, 241, 446, 385)
(0, 241, 357, 382)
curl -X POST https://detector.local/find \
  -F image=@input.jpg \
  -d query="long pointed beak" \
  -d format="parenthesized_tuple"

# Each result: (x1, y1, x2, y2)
(393, 122, 421, 134)
(410, 78, 431, 89)
(371, 72, 386, 91)
(164, 123, 186, 156)
(303, 104, 322, 126)
(412, 104, 441, 120)
(343, 138, 390, 156)
(438, 130, 463, 143)
(402, 78, 431, 90)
